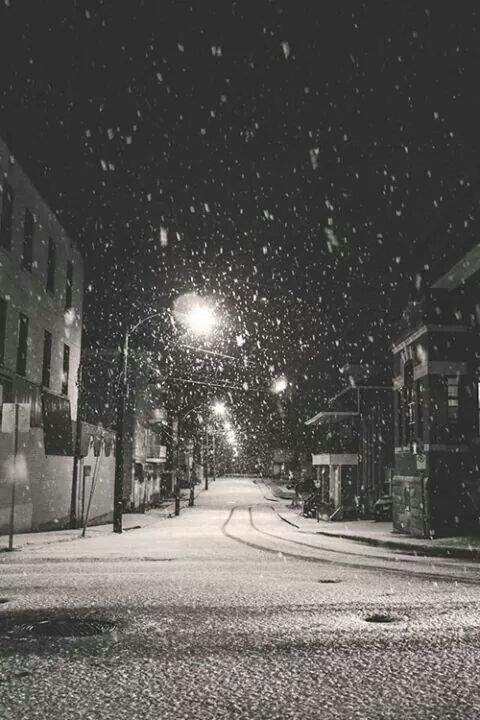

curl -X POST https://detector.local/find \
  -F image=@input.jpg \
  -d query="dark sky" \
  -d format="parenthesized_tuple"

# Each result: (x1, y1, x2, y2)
(2, 0, 480, 438)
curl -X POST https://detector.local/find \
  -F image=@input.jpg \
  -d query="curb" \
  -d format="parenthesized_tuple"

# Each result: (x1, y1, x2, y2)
(276, 511, 480, 562)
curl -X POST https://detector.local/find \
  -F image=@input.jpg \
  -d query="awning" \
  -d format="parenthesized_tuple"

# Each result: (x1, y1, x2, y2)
(312, 453, 358, 466)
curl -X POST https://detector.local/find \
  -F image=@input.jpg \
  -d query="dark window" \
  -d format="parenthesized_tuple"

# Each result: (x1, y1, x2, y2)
(42, 391, 73, 455)
(42, 331, 52, 388)
(404, 486, 411, 512)
(65, 260, 73, 309)
(46, 238, 56, 294)
(0, 181, 14, 251)
(16, 313, 28, 376)
(62, 344, 70, 395)
(22, 208, 34, 271)
(0, 297, 6, 366)
(447, 376, 459, 424)
(134, 462, 144, 484)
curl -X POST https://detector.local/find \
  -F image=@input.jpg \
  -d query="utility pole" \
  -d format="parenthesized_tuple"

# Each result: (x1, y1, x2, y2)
(8, 403, 20, 551)
(204, 425, 209, 491)
(212, 427, 216, 482)
(113, 331, 129, 534)
(71, 363, 83, 529)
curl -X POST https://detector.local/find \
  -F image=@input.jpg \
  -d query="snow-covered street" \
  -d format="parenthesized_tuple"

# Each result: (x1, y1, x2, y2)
(1, 476, 480, 719)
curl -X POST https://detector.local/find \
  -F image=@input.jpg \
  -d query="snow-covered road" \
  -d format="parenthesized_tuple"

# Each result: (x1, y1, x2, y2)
(1, 476, 479, 719)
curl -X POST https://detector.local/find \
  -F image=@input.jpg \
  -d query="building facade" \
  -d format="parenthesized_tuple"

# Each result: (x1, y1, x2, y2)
(123, 353, 167, 511)
(306, 367, 394, 520)
(393, 270, 480, 538)
(0, 137, 84, 532)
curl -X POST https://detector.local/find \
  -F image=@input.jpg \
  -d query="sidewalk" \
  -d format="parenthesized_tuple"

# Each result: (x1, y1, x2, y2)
(0, 492, 195, 553)
(276, 505, 480, 561)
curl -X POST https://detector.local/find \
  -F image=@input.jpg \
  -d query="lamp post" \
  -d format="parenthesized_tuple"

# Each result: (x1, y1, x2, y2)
(113, 311, 171, 534)
(113, 300, 217, 533)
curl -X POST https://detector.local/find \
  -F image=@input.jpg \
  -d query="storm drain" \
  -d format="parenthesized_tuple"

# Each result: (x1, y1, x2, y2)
(1, 618, 117, 639)
(364, 613, 398, 624)
(0, 599, 9, 604)
(317, 579, 342, 584)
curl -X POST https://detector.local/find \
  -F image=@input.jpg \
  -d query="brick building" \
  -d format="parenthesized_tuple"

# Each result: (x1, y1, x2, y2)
(0, 137, 84, 532)
(393, 258, 480, 537)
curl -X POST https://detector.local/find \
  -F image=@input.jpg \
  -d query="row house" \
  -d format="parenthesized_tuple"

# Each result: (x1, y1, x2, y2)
(393, 257, 480, 537)
(79, 346, 168, 515)
(305, 366, 394, 520)
(0, 137, 84, 532)
(123, 352, 167, 511)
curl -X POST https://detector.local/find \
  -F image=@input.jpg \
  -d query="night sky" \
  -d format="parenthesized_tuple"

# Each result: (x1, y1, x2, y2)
(2, 1, 480, 448)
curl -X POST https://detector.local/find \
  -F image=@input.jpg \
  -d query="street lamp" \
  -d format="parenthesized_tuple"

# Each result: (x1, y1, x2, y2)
(173, 293, 217, 336)
(114, 310, 172, 534)
(113, 303, 217, 534)
(213, 401, 227, 416)
(272, 375, 288, 394)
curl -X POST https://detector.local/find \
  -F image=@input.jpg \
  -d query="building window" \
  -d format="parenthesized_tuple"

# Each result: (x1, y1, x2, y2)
(22, 208, 34, 272)
(0, 181, 14, 251)
(0, 297, 6, 366)
(61, 344, 70, 395)
(46, 238, 56, 294)
(16, 313, 29, 376)
(65, 260, 73, 310)
(404, 486, 411, 512)
(42, 331, 52, 388)
(447, 376, 459, 423)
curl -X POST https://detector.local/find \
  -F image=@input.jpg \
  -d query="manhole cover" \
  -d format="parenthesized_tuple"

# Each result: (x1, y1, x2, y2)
(1, 618, 116, 639)
(317, 579, 341, 584)
(364, 613, 398, 624)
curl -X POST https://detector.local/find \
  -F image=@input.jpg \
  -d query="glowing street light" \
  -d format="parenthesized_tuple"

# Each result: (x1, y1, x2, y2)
(185, 305, 216, 335)
(272, 375, 288, 394)
(173, 293, 217, 336)
(213, 401, 227, 416)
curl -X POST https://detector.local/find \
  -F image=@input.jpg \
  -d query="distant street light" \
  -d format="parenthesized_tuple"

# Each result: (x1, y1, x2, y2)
(272, 375, 288, 394)
(213, 401, 227, 416)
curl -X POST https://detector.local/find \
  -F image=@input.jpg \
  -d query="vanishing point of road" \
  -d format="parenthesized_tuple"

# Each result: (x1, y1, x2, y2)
(1, 476, 480, 720)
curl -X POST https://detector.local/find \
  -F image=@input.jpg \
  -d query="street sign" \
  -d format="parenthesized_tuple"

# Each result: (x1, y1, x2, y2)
(416, 453, 426, 470)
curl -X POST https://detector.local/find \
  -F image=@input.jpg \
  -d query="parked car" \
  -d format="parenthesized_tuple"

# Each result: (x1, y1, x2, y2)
(374, 495, 393, 521)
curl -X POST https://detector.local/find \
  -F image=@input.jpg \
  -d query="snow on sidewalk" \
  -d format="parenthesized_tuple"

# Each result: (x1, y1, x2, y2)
(277, 506, 480, 560)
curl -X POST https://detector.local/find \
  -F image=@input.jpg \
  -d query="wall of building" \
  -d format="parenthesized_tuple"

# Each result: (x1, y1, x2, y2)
(0, 137, 84, 534)
(392, 292, 480, 537)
